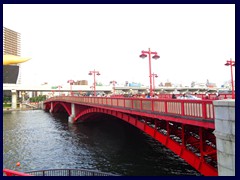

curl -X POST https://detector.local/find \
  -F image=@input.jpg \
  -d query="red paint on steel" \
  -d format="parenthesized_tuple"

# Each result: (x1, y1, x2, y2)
(3, 169, 32, 176)
(44, 97, 215, 129)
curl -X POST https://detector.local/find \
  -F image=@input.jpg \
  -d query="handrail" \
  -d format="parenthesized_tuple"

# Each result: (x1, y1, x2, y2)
(3, 169, 32, 176)
(3, 168, 117, 176)
(26, 168, 117, 176)
(22, 102, 38, 109)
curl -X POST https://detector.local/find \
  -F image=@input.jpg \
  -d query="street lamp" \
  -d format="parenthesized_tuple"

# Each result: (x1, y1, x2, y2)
(90, 86, 94, 96)
(88, 69, 100, 96)
(139, 48, 160, 97)
(151, 73, 158, 93)
(57, 85, 62, 96)
(67, 79, 74, 96)
(225, 58, 235, 99)
(48, 92, 52, 98)
(51, 90, 54, 96)
(51, 86, 58, 96)
(110, 80, 117, 95)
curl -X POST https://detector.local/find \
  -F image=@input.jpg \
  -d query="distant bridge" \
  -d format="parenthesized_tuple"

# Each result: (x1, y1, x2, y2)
(3, 83, 112, 92)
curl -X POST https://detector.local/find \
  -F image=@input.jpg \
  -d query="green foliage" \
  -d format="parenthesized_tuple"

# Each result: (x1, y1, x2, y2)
(3, 104, 11, 108)
(96, 82, 103, 86)
(29, 95, 46, 102)
(3, 96, 11, 103)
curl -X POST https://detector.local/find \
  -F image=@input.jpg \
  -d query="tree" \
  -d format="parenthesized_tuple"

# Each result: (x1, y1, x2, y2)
(96, 82, 103, 86)
(29, 95, 46, 102)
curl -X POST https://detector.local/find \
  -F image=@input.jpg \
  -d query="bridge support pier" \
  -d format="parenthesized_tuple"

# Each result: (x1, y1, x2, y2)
(49, 102, 53, 113)
(68, 103, 76, 123)
(11, 90, 17, 109)
(213, 100, 235, 176)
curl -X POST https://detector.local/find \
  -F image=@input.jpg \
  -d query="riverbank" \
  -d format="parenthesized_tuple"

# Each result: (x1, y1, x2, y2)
(3, 107, 41, 111)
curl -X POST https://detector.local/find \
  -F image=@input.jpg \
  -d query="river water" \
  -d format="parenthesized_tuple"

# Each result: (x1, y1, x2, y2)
(3, 110, 200, 176)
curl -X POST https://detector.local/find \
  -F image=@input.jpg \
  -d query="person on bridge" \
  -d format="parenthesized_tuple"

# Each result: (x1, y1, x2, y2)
(153, 94, 158, 98)
(172, 94, 176, 99)
(145, 93, 151, 98)
(205, 93, 209, 99)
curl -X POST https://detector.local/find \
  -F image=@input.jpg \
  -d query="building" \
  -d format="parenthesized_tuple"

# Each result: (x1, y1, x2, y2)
(164, 82, 172, 87)
(3, 27, 21, 85)
(3, 27, 31, 98)
(206, 83, 217, 88)
(74, 80, 88, 85)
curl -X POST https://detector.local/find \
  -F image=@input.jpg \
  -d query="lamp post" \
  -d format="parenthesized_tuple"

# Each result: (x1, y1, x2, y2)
(225, 58, 235, 99)
(58, 85, 62, 96)
(51, 91, 54, 96)
(110, 80, 117, 95)
(51, 86, 58, 96)
(151, 73, 158, 93)
(67, 80, 74, 96)
(139, 48, 160, 97)
(48, 92, 52, 98)
(90, 86, 94, 96)
(88, 69, 100, 96)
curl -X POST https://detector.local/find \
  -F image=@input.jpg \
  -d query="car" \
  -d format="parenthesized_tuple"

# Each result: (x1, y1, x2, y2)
(177, 94, 202, 100)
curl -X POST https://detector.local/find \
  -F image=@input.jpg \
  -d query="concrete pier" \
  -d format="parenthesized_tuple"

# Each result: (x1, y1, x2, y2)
(11, 89, 17, 109)
(213, 100, 235, 176)
(49, 102, 53, 113)
(68, 103, 75, 123)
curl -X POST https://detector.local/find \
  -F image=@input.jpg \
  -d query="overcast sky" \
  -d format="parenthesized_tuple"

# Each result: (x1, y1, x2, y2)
(3, 4, 235, 87)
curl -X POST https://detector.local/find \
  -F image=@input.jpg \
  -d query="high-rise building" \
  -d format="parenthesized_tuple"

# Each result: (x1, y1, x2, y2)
(3, 27, 25, 84)
(3, 27, 21, 56)
(3, 27, 23, 97)
(3, 27, 22, 84)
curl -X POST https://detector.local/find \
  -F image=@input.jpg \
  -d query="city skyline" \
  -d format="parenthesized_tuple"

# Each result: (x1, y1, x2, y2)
(3, 4, 235, 87)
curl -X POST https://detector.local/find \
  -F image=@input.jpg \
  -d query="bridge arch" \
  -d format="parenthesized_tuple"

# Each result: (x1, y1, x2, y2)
(73, 107, 217, 176)
(50, 102, 71, 116)
(74, 107, 136, 123)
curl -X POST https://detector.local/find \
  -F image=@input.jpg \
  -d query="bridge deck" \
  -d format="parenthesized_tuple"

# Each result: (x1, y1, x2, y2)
(45, 96, 215, 129)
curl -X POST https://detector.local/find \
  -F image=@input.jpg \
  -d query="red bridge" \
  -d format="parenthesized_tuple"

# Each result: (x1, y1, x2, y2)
(44, 96, 217, 176)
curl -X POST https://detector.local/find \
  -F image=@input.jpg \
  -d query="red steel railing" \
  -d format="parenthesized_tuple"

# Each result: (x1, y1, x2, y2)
(3, 169, 32, 176)
(45, 96, 215, 120)
(112, 93, 233, 100)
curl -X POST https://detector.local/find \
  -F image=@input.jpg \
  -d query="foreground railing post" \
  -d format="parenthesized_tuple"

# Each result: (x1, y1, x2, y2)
(164, 100, 168, 114)
(202, 101, 207, 119)
(181, 101, 185, 116)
